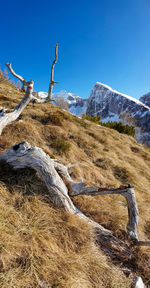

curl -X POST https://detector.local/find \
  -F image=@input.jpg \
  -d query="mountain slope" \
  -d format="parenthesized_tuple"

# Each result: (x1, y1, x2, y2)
(0, 77, 150, 287)
(39, 83, 150, 146)
(86, 82, 150, 145)
(139, 92, 150, 108)
(39, 90, 88, 116)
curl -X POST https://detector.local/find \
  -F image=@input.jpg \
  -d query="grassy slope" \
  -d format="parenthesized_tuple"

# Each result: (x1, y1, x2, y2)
(0, 77, 150, 287)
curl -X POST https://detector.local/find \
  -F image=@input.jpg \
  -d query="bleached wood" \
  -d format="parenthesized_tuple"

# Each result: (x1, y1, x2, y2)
(6, 63, 25, 83)
(132, 275, 146, 288)
(6, 63, 27, 91)
(0, 142, 132, 257)
(48, 44, 58, 100)
(0, 61, 56, 135)
(53, 162, 139, 241)
(5, 44, 58, 105)
(0, 80, 34, 135)
(73, 186, 139, 241)
(0, 142, 76, 213)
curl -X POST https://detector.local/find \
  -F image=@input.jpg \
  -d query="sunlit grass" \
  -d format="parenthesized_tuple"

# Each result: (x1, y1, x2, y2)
(0, 78, 150, 287)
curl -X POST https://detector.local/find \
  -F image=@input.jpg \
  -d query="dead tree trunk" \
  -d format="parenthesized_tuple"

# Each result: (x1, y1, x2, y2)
(52, 161, 139, 241)
(0, 46, 58, 135)
(0, 70, 34, 135)
(48, 44, 58, 101)
(1, 141, 142, 259)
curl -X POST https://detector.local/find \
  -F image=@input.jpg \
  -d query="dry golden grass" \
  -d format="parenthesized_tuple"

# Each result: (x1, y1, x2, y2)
(0, 165, 131, 288)
(0, 78, 150, 287)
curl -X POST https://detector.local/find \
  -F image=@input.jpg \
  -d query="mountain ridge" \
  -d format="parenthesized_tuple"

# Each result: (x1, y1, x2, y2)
(139, 92, 150, 108)
(39, 82, 150, 145)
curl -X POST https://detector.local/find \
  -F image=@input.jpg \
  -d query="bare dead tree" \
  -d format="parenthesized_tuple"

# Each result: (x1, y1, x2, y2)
(0, 48, 148, 287)
(0, 142, 140, 244)
(0, 63, 34, 135)
(0, 50, 149, 247)
(0, 142, 148, 287)
(0, 45, 58, 135)
(48, 43, 58, 101)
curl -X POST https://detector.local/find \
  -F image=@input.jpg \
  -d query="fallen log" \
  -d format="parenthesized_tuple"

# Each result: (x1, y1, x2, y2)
(0, 141, 136, 259)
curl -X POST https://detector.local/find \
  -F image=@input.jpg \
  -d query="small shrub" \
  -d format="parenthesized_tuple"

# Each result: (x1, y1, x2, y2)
(32, 113, 63, 126)
(102, 121, 135, 137)
(82, 114, 101, 123)
(50, 139, 71, 155)
(113, 166, 129, 181)
(82, 115, 135, 136)
(49, 113, 64, 126)
(73, 116, 89, 128)
(43, 126, 68, 142)
(130, 146, 140, 153)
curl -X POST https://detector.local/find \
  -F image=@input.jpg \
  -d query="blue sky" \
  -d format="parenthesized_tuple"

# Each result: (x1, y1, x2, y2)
(0, 0, 150, 99)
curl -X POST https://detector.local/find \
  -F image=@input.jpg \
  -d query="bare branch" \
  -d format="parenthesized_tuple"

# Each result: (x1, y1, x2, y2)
(0, 142, 132, 258)
(0, 78, 34, 135)
(4, 44, 59, 107)
(72, 185, 139, 242)
(31, 96, 56, 104)
(48, 44, 58, 100)
(1, 59, 58, 134)
(6, 63, 27, 90)
(0, 62, 55, 134)
(53, 162, 139, 242)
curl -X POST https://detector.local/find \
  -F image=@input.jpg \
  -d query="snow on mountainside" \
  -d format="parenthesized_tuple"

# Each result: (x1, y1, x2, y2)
(86, 82, 150, 145)
(139, 92, 150, 108)
(38, 90, 88, 116)
(87, 82, 150, 113)
(55, 90, 88, 116)
(38, 83, 150, 146)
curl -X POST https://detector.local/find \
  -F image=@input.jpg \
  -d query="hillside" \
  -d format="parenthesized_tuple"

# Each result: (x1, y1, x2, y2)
(0, 76, 150, 287)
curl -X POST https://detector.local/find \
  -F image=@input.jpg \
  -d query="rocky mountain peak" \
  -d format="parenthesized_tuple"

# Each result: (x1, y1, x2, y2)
(139, 92, 150, 108)
(38, 82, 150, 146)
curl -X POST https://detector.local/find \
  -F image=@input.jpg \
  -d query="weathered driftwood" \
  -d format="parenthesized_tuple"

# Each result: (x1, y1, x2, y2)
(1, 142, 141, 259)
(0, 142, 111, 230)
(74, 186, 139, 241)
(53, 161, 139, 241)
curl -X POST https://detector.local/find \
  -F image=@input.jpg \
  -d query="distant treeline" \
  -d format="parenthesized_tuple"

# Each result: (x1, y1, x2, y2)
(82, 114, 135, 137)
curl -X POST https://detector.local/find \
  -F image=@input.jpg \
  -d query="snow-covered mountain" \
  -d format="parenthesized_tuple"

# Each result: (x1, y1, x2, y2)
(86, 82, 150, 117)
(38, 90, 88, 116)
(38, 83, 150, 146)
(86, 82, 150, 145)
(54, 90, 87, 116)
(139, 92, 150, 108)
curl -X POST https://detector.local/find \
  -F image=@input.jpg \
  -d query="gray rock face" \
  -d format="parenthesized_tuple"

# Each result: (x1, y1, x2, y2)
(39, 83, 150, 146)
(54, 90, 88, 116)
(86, 82, 150, 146)
(139, 92, 150, 108)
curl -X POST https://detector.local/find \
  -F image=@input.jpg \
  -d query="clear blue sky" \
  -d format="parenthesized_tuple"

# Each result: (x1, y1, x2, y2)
(0, 0, 150, 99)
